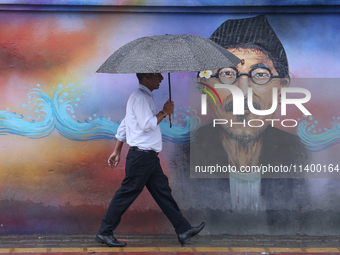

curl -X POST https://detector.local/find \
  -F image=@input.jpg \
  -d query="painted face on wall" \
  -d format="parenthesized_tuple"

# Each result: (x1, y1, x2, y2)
(198, 48, 289, 141)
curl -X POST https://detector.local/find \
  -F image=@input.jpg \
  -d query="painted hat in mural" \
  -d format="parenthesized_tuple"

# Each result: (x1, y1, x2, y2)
(210, 15, 289, 78)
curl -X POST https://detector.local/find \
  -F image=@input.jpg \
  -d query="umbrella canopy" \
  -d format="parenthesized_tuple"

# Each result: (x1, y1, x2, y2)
(96, 34, 241, 74)
(97, 34, 241, 127)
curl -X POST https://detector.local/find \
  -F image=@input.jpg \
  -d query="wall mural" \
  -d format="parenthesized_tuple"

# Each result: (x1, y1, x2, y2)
(0, 82, 199, 142)
(1, 9, 340, 235)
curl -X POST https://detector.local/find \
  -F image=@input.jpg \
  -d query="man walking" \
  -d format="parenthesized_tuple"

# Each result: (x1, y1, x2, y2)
(96, 73, 205, 247)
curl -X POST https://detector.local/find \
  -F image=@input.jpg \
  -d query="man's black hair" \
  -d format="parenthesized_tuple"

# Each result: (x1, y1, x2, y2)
(136, 73, 147, 82)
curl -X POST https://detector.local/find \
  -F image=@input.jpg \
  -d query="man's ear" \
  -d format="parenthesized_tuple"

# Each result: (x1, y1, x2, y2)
(280, 78, 290, 87)
(279, 78, 290, 104)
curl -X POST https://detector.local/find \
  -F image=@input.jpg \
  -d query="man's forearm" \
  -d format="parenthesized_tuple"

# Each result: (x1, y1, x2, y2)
(114, 139, 124, 152)
(156, 111, 167, 125)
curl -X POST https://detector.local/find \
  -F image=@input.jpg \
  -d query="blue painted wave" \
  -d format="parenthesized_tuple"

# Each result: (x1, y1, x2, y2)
(297, 116, 340, 152)
(161, 108, 201, 144)
(0, 89, 55, 139)
(0, 83, 200, 144)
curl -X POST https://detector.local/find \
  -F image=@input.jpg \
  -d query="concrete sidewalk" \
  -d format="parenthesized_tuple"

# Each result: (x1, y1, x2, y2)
(0, 234, 340, 254)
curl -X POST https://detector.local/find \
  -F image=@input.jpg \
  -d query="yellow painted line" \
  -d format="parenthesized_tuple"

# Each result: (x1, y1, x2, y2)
(267, 247, 304, 252)
(305, 248, 340, 253)
(122, 247, 161, 252)
(50, 248, 86, 252)
(1, 246, 340, 253)
(0, 248, 49, 253)
(195, 247, 232, 252)
(87, 247, 125, 252)
(158, 247, 193, 252)
(230, 247, 267, 252)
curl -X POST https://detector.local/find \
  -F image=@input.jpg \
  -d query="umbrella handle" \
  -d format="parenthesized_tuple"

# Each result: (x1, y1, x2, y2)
(168, 73, 172, 128)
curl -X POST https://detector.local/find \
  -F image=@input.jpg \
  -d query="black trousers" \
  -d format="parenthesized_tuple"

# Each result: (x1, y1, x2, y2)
(99, 147, 191, 236)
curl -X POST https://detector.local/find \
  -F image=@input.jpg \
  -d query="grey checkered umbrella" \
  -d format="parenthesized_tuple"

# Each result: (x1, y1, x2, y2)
(97, 34, 241, 74)
(97, 34, 241, 126)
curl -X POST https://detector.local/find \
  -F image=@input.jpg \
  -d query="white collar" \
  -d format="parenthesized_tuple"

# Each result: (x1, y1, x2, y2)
(138, 84, 154, 97)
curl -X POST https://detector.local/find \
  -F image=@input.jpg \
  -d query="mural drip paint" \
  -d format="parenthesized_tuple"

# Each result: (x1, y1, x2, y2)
(229, 171, 263, 212)
(0, 83, 200, 143)
(297, 115, 340, 152)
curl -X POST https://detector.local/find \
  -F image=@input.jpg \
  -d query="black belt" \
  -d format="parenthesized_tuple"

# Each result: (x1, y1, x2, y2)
(130, 146, 159, 156)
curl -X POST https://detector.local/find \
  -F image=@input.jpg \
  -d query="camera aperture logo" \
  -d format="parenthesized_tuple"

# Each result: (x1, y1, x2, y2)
(197, 81, 312, 128)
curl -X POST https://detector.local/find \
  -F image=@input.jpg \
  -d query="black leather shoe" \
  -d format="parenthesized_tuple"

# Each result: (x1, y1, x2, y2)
(95, 234, 127, 247)
(178, 222, 205, 245)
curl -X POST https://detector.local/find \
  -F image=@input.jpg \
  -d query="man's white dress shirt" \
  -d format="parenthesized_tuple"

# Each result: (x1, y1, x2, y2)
(116, 84, 162, 152)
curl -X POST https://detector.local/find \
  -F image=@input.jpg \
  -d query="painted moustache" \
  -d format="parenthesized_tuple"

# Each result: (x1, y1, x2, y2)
(224, 98, 261, 114)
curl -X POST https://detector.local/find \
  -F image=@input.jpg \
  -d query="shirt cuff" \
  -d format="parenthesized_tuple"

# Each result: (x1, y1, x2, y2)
(115, 134, 126, 143)
(150, 115, 158, 130)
